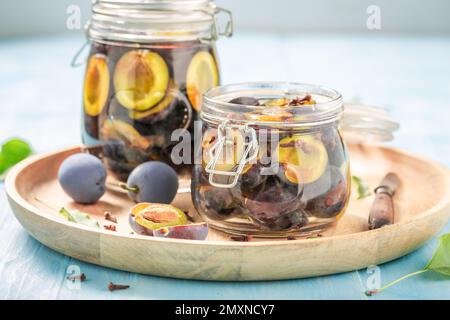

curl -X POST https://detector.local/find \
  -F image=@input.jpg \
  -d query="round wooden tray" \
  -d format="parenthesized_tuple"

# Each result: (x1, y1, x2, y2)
(5, 144, 450, 281)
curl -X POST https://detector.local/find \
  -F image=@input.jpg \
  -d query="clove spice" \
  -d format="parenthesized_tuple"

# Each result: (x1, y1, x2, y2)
(108, 282, 130, 292)
(67, 273, 86, 282)
(104, 224, 117, 232)
(104, 211, 118, 224)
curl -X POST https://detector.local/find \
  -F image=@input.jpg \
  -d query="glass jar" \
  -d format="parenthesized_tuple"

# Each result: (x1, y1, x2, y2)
(191, 82, 351, 236)
(80, 0, 233, 181)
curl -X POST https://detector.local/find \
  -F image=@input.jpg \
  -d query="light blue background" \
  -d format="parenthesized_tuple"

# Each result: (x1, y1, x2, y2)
(1, 0, 450, 37)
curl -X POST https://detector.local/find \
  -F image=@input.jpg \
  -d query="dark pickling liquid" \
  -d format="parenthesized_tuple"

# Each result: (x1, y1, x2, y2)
(192, 124, 351, 235)
(82, 41, 220, 181)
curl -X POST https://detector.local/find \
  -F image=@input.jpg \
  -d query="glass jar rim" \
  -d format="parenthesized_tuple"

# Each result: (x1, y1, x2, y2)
(201, 82, 344, 128)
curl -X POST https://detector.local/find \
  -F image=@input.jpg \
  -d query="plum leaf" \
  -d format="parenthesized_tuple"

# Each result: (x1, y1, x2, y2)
(59, 207, 101, 229)
(2, 138, 32, 164)
(0, 138, 33, 180)
(351, 175, 371, 199)
(366, 233, 450, 296)
(424, 233, 450, 276)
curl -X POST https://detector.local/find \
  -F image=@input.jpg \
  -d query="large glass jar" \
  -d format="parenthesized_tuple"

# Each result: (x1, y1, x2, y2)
(80, 0, 232, 181)
(192, 83, 351, 236)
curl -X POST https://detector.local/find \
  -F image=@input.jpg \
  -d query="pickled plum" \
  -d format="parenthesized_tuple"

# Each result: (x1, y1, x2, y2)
(233, 163, 267, 198)
(262, 210, 309, 231)
(113, 50, 169, 111)
(199, 186, 242, 220)
(276, 135, 328, 185)
(305, 166, 349, 218)
(201, 128, 245, 172)
(318, 126, 347, 168)
(229, 97, 260, 106)
(186, 51, 219, 111)
(101, 119, 152, 150)
(83, 54, 110, 117)
(127, 81, 178, 123)
(244, 177, 305, 230)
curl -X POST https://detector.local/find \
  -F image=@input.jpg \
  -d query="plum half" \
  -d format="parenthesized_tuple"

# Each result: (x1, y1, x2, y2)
(129, 203, 188, 235)
(127, 80, 176, 122)
(243, 176, 306, 231)
(201, 128, 245, 172)
(113, 50, 169, 111)
(275, 135, 328, 185)
(186, 51, 219, 111)
(304, 166, 350, 219)
(100, 119, 151, 150)
(83, 54, 110, 117)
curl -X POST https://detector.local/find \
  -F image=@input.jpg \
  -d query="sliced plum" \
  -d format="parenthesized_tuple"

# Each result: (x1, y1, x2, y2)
(129, 203, 188, 235)
(233, 163, 268, 198)
(244, 176, 305, 230)
(114, 50, 169, 111)
(127, 80, 176, 122)
(276, 135, 328, 185)
(304, 166, 350, 219)
(198, 185, 242, 220)
(229, 97, 260, 106)
(201, 128, 245, 172)
(100, 119, 151, 150)
(83, 54, 110, 117)
(186, 51, 219, 111)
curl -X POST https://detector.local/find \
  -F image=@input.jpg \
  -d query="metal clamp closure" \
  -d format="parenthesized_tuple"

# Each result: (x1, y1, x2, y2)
(205, 121, 259, 188)
(201, 5, 234, 41)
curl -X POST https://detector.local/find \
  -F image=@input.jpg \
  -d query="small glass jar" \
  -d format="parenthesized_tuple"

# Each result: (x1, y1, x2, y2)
(192, 82, 351, 236)
(80, 0, 233, 181)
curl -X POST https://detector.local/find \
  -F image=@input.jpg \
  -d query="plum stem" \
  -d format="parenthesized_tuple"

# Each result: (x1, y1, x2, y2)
(118, 182, 139, 193)
(365, 269, 428, 296)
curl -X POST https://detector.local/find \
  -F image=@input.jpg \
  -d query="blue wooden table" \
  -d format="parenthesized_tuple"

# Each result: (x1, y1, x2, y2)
(0, 33, 449, 299)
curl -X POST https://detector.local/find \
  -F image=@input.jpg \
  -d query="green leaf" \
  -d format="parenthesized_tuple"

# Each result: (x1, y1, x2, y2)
(2, 138, 32, 164)
(59, 207, 101, 229)
(365, 233, 450, 296)
(424, 233, 450, 276)
(0, 138, 33, 180)
(351, 175, 371, 199)
(0, 152, 9, 175)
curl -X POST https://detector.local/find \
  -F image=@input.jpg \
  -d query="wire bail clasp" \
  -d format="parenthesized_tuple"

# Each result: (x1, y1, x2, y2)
(201, 5, 234, 41)
(205, 121, 259, 188)
(70, 21, 91, 68)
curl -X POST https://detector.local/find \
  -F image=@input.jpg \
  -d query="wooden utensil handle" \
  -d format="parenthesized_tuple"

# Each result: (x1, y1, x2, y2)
(369, 192, 394, 229)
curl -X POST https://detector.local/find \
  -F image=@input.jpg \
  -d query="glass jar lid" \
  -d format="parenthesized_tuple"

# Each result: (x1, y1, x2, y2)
(340, 103, 400, 143)
(88, 0, 233, 43)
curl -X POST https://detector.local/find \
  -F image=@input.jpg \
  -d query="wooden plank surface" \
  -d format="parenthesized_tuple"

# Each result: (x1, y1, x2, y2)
(0, 33, 449, 299)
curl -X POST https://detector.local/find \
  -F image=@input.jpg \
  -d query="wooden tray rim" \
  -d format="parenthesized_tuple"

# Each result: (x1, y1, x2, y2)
(5, 145, 450, 248)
